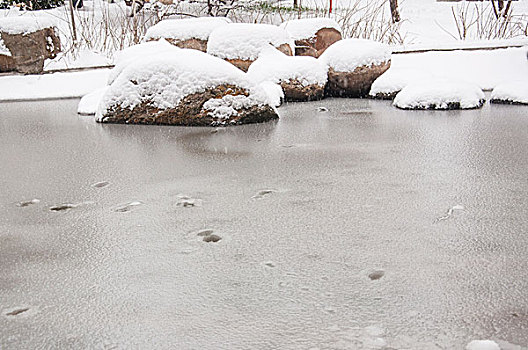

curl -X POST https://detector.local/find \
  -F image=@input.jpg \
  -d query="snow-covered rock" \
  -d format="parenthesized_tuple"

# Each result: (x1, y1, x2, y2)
(207, 23, 294, 72)
(108, 39, 179, 84)
(319, 38, 391, 97)
(369, 68, 435, 99)
(248, 46, 327, 101)
(0, 16, 57, 35)
(97, 49, 279, 126)
(393, 79, 485, 110)
(78, 86, 109, 115)
(144, 17, 231, 52)
(259, 81, 284, 107)
(466, 340, 501, 350)
(280, 17, 342, 57)
(490, 81, 528, 105)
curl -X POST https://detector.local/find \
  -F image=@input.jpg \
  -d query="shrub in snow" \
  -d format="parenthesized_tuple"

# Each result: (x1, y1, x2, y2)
(319, 38, 391, 97)
(466, 340, 501, 350)
(279, 17, 342, 57)
(393, 80, 485, 110)
(248, 46, 327, 102)
(0, 17, 60, 74)
(369, 68, 435, 100)
(207, 23, 293, 72)
(97, 49, 279, 126)
(490, 81, 528, 105)
(144, 17, 231, 52)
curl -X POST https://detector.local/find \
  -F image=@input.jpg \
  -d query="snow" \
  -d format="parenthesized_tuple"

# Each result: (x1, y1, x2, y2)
(279, 17, 341, 41)
(247, 46, 327, 87)
(491, 81, 528, 105)
(0, 37, 10, 56)
(98, 49, 272, 122)
(369, 68, 435, 98)
(0, 69, 110, 102)
(77, 86, 109, 115)
(393, 79, 485, 110)
(0, 16, 57, 35)
(207, 23, 294, 61)
(259, 81, 284, 107)
(466, 340, 501, 350)
(319, 38, 392, 72)
(44, 50, 111, 71)
(144, 17, 231, 42)
(108, 39, 179, 85)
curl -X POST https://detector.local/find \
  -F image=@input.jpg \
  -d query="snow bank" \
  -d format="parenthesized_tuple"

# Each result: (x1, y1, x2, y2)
(369, 68, 435, 98)
(248, 46, 327, 86)
(0, 16, 57, 35)
(491, 81, 528, 105)
(319, 38, 391, 72)
(78, 86, 109, 115)
(144, 17, 231, 41)
(207, 23, 293, 61)
(0, 69, 110, 102)
(108, 39, 179, 84)
(279, 17, 341, 40)
(393, 79, 485, 110)
(98, 49, 271, 121)
(466, 340, 501, 350)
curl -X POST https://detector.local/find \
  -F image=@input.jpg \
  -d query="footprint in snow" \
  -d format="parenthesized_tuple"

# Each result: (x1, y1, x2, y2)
(16, 199, 40, 207)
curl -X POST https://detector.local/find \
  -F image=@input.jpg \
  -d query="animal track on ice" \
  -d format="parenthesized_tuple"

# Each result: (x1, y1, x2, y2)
(16, 199, 40, 207)
(252, 189, 278, 199)
(113, 201, 142, 213)
(434, 205, 464, 223)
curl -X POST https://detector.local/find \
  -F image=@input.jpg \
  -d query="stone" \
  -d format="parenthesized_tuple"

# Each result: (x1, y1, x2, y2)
(326, 62, 391, 97)
(280, 80, 324, 101)
(280, 18, 342, 57)
(225, 43, 292, 73)
(0, 53, 15, 72)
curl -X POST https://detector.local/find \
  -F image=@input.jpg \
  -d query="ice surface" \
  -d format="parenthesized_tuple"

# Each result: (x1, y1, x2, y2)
(279, 17, 341, 40)
(466, 340, 501, 350)
(144, 17, 231, 41)
(394, 79, 485, 110)
(0, 16, 56, 35)
(248, 46, 328, 87)
(319, 38, 391, 72)
(207, 23, 294, 61)
(77, 86, 108, 115)
(491, 81, 528, 105)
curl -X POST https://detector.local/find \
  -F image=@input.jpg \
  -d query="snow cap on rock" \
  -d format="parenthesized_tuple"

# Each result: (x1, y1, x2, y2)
(279, 17, 341, 40)
(319, 38, 391, 72)
(393, 79, 485, 110)
(466, 340, 501, 350)
(0, 16, 57, 35)
(369, 68, 435, 98)
(491, 81, 528, 105)
(144, 17, 231, 41)
(207, 23, 293, 61)
(248, 45, 328, 86)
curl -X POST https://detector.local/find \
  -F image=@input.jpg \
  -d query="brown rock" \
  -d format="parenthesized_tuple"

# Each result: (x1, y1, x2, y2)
(226, 43, 293, 72)
(1, 27, 61, 74)
(150, 37, 208, 52)
(0, 53, 15, 72)
(325, 60, 391, 97)
(280, 80, 324, 102)
(295, 28, 342, 58)
(99, 84, 279, 126)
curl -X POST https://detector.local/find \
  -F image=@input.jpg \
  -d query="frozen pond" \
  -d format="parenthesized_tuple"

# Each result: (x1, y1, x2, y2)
(1, 98, 527, 349)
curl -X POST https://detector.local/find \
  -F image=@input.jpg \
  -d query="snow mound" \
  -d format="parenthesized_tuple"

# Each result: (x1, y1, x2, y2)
(97, 49, 271, 121)
(0, 16, 57, 35)
(207, 23, 293, 61)
(394, 79, 485, 110)
(369, 68, 435, 99)
(108, 39, 179, 84)
(279, 17, 341, 40)
(144, 17, 231, 41)
(78, 87, 109, 115)
(466, 340, 501, 350)
(319, 38, 391, 72)
(247, 46, 328, 86)
(259, 81, 284, 107)
(490, 81, 528, 105)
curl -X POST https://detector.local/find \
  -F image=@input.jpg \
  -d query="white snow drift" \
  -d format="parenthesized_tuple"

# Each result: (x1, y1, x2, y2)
(144, 17, 231, 42)
(491, 81, 528, 105)
(319, 38, 392, 72)
(207, 23, 293, 61)
(393, 79, 485, 110)
(247, 46, 328, 86)
(279, 17, 341, 40)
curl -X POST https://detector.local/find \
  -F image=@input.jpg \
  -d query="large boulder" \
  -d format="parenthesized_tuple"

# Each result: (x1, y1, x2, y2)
(97, 49, 279, 126)
(0, 17, 61, 74)
(0, 37, 15, 72)
(280, 18, 342, 57)
(319, 39, 391, 97)
(248, 46, 327, 102)
(144, 17, 231, 52)
(207, 23, 293, 72)
(393, 79, 485, 110)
